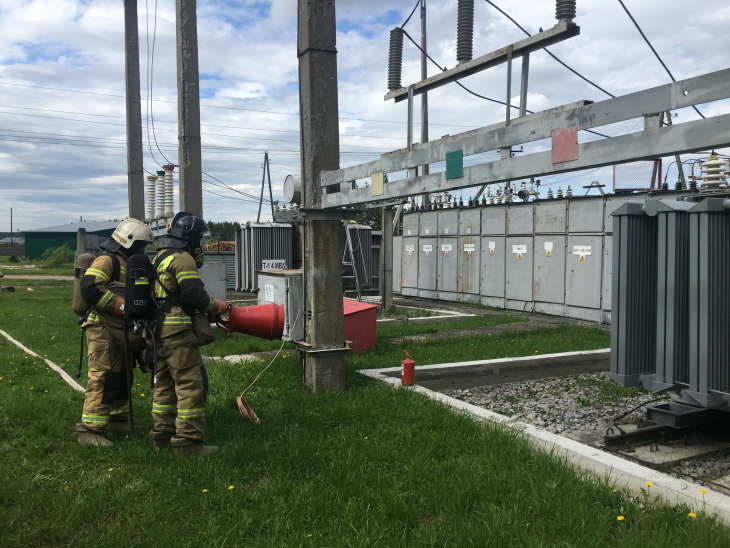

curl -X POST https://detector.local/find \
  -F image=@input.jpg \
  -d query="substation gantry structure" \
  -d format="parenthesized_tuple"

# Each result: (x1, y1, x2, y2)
(293, 0, 730, 392)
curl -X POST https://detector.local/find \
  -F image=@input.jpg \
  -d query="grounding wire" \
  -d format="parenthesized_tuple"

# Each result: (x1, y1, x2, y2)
(484, 0, 615, 98)
(615, 0, 704, 119)
(144, 0, 161, 168)
(147, 0, 173, 164)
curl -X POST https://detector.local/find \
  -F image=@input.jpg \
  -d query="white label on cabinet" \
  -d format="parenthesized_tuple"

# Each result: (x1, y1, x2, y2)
(264, 284, 274, 303)
(441, 244, 452, 252)
(463, 244, 476, 253)
(422, 245, 433, 255)
(545, 242, 553, 257)
(574, 246, 592, 261)
(489, 241, 496, 255)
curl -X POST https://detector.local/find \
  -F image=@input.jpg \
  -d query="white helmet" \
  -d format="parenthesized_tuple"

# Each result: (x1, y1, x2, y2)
(112, 218, 154, 250)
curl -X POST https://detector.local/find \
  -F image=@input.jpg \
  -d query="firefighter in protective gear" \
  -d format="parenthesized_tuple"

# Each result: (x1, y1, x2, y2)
(150, 212, 229, 456)
(76, 218, 154, 447)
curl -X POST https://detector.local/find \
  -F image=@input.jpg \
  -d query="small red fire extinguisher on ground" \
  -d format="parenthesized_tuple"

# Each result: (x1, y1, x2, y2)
(401, 350, 415, 386)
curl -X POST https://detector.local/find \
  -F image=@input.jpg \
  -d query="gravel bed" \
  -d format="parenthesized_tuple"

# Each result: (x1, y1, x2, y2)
(443, 371, 658, 435)
(442, 371, 730, 486)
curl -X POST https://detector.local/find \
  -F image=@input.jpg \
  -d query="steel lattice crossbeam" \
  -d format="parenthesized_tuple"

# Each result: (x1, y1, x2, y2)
(384, 22, 580, 103)
(320, 68, 730, 208)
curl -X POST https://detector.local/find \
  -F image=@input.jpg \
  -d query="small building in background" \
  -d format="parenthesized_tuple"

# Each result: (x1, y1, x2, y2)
(24, 221, 118, 260)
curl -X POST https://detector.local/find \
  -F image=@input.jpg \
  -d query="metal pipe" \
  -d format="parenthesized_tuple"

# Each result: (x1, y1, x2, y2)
(505, 45, 513, 124)
(519, 53, 530, 117)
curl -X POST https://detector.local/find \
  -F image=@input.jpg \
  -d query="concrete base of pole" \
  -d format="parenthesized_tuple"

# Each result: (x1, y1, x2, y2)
(304, 350, 347, 393)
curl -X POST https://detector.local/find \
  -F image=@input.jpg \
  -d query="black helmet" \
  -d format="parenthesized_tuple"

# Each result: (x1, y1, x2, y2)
(168, 212, 209, 268)
(168, 212, 210, 243)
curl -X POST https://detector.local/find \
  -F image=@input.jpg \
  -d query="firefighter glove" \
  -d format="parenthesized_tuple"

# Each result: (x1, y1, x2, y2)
(212, 299, 229, 317)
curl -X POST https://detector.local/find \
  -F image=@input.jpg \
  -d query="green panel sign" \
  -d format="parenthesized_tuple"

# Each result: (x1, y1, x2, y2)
(445, 150, 464, 180)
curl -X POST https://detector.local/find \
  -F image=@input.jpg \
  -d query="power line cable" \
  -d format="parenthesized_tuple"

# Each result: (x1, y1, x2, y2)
(0, 80, 476, 128)
(147, 0, 172, 164)
(484, 0, 615, 98)
(401, 0, 421, 28)
(614, 0, 704, 119)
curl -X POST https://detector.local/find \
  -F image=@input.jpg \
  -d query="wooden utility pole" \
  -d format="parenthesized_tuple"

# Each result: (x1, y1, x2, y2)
(176, 0, 203, 217)
(124, 0, 145, 220)
(299, 0, 346, 392)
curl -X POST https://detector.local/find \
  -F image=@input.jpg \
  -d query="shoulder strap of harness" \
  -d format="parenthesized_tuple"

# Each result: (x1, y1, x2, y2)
(152, 249, 195, 317)
(102, 252, 121, 282)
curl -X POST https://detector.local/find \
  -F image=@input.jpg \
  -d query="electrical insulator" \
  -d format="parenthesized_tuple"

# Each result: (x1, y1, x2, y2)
(557, 188, 564, 199)
(555, 0, 576, 22)
(489, 195, 494, 205)
(388, 28, 404, 91)
(699, 154, 728, 190)
(456, 0, 475, 64)
(547, 189, 554, 200)
(146, 176, 157, 221)
(688, 175, 697, 191)
(566, 185, 573, 198)
(156, 170, 166, 219)
(481, 196, 487, 207)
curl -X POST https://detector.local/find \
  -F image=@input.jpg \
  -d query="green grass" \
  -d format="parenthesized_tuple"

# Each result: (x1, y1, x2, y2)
(0, 278, 74, 288)
(376, 313, 526, 339)
(0, 286, 727, 547)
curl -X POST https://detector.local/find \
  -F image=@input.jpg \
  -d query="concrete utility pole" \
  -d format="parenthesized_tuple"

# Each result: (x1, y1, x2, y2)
(124, 0, 145, 221)
(381, 208, 394, 310)
(176, 0, 203, 217)
(298, 0, 346, 392)
(420, 0, 429, 207)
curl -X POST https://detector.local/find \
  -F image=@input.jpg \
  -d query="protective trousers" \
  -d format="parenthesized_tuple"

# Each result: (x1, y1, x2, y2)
(151, 330, 208, 441)
(81, 325, 131, 432)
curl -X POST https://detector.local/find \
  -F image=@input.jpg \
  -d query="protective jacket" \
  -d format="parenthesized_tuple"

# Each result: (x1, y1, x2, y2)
(153, 249, 217, 338)
(80, 252, 127, 330)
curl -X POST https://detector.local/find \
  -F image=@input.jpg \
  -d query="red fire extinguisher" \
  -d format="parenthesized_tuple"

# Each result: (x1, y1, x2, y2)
(401, 350, 415, 386)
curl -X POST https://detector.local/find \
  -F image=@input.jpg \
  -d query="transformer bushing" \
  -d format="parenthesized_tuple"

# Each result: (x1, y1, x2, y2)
(555, 0, 576, 22)
(456, 0, 475, 64)
(163, 165, 175, 217)
(388, 27, 404, 91)
(156, 170, 166, 219)
(146, 176, 157, 221)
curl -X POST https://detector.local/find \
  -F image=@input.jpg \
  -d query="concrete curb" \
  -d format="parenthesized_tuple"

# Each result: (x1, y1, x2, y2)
(358, 353, 730, 524)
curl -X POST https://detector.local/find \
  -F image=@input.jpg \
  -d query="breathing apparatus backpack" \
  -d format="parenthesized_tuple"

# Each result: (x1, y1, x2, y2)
(124, 253, 155, 328)
(72, 252, 122, 318)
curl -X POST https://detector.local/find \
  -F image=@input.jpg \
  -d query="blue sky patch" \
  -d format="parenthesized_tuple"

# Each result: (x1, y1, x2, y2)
(4, 41, 86, 67)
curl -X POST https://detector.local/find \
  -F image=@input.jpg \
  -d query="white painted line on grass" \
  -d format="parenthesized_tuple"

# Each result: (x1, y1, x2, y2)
(358, 360, 730, 524)
(0, 329, 84, 393)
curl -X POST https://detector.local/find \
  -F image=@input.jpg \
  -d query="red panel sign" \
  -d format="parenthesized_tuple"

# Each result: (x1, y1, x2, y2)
(551, 126, 579, 164)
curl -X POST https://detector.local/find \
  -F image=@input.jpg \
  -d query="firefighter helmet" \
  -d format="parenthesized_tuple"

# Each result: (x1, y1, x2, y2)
(111, 218, 154, 250)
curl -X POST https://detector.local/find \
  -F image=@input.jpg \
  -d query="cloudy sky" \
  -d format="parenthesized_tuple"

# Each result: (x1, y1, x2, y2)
(1, 0, 729, 231)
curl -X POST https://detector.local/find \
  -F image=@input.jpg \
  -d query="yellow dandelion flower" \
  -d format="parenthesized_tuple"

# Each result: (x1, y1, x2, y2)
(616, 516, 625, 521)
(0, 377, 3, 380)
(688, 512, 696, 518)
(229, 485, 234, 490)
(51, 336, 55, 339)
(700, 489, 707, 495)
(44, 390, 48, 393)
(64, 486, 69, 491)
(140, 394, 145, 397)
(29, 387, 33, 390)
(24, 357, 27, 359)
(202, 489, 208, 493)
(44, 355, 47, 357)
(645, 482, 653, 487)
(108, 468, 114, 472)
(535, 351, 539, 353)
(307, 534, 313, 538)
(364, 437, 369, 440)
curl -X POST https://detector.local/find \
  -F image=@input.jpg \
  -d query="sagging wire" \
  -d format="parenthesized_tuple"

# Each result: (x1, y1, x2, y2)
(615, 0, 705, 120)
(145, 0, 172, 166)
(400, 29, 610, 140)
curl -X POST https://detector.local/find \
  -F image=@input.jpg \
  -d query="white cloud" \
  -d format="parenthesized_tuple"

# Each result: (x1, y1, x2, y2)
(0, 0, 728, 231)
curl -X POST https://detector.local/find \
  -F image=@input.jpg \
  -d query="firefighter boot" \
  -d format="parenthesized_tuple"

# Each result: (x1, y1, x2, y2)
(150, 429, 174, 450)
(107, 421, 135, 435)
(170, 435, 219, 456)
(76, 422, 115, 447)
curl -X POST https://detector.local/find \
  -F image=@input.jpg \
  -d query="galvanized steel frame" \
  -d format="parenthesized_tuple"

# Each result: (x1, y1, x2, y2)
(320, 69, 730, 207)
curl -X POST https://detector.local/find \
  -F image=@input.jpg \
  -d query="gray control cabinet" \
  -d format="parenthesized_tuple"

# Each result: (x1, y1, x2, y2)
(438, 210, 459, 236)
(480, 236, 505, 307)
(569, 197, 604, 233)
(419, 211, 438, 237)
(401, 237, 419, 296)
(566, 234, 604, 320)
(417, 237, 438, 297)
(257, 270, 305, 342)
(458, 235, 481, 301)
(437, 237, 458, 296)
(459, 209, 481, 236)
(482, 207, 506, 235)
(505, 235, 534, 309)
(506, 204, 534, 235)
(402, 212, 419, 237)
(535, 202, 566, 234)
(533, 235, 565, 316)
